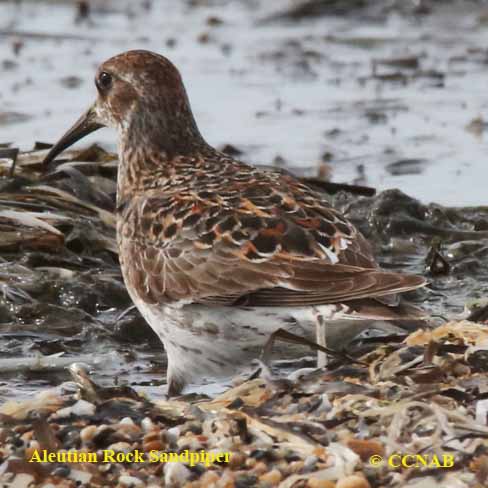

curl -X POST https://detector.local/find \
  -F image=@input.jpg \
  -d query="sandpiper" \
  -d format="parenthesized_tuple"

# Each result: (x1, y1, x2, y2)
(43, 50, 426, 395)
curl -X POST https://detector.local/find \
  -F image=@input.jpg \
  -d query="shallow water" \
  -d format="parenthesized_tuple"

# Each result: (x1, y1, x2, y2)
(1, 0, 488, 205)
(1, 0, 488, 401)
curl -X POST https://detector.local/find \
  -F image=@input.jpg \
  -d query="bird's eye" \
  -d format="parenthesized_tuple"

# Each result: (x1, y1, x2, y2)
(97, 71, 112, 90)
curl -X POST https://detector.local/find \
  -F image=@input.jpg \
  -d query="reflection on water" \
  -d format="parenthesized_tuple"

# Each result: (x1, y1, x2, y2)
(0, 0, 487, 205)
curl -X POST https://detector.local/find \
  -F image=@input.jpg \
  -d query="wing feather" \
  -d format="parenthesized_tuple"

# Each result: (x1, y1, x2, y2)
(117, 168, 426, 307)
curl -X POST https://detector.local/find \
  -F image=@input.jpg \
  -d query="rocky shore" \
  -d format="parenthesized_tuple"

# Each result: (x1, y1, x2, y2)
(1, 320, 488, 487)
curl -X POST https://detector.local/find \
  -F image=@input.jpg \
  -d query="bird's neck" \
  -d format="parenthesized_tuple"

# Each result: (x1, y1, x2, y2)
(115, 125, 215, 202)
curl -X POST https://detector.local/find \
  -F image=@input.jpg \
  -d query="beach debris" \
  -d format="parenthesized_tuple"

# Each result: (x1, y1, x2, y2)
(0, 320, 486, 486)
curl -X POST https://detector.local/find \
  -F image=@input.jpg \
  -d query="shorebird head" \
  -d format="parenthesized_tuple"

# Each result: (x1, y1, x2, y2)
(43, 50, 203, 166)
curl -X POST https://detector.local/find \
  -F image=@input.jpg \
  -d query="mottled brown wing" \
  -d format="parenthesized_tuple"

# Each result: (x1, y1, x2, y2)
(118, 171, 425, 307)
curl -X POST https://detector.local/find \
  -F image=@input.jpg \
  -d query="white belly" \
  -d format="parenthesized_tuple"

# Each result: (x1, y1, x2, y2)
(129, 296, 405, 393)
(133, 300, 341, 391)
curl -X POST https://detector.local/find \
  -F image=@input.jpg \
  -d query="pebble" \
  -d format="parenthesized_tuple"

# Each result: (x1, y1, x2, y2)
(107, 441, 132, 453)
(92, 424, 114, 444)
(28, 440, 40, 451)
(259, 469, 283, 486)
(252, 461, 268, 476)
(164, 462, 192, 487)
(245, 457, 256, 468)
(25, 446, 37, 460)
(198, 471, 220, 486)
(235, 473, 258, 488)
(119, 475, 145, 487)
(346, 439, 384, 461)
(228, 452, 246, 469)
(286, 460, 304, 474)
(142, 430, 165, 452)
(303, 455, 319, 472)
(80, 425, 97, 443)
(219, 471, 237, 487)
(68, 468, 92, 485)
(181, 421, 203, 435)
(20, 431, 33, 442)
(60, 428, 81, 449)
(120, 417, 135, 426)
(177, 435, 204, 451)
(166, 426, 180, 444)
(336, 474, 371, 488)
(52, 465, 70, 477)
(117, 422, 142, 441)
(141, 417, 157, 432)
(0, 428, 8, 443)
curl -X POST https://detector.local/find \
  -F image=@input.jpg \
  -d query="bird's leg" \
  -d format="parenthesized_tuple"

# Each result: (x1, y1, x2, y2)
(314, 312, 327, 368)
(259, 327, 363, 369)
(167, 375, 184, 398)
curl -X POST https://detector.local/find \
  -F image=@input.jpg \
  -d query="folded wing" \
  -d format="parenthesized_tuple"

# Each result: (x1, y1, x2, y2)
(118, 171, 426, 307)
